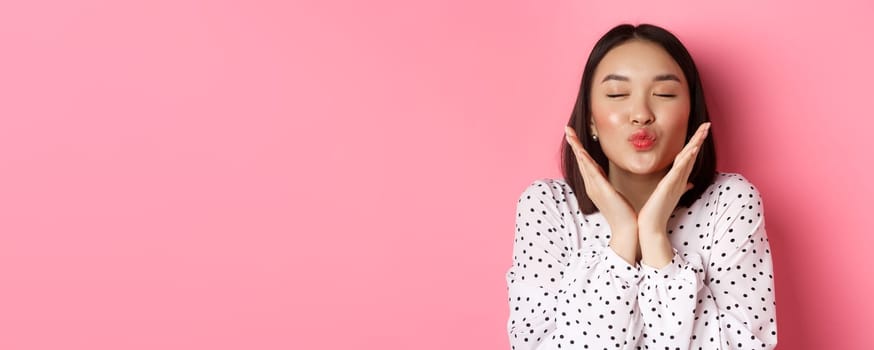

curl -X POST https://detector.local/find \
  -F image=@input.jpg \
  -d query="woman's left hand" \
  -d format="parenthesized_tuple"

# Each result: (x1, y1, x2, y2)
(637, 122, 711, 235)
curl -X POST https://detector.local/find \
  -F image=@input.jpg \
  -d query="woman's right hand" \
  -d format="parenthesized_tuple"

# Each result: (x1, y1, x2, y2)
(565, 126, 640, 265)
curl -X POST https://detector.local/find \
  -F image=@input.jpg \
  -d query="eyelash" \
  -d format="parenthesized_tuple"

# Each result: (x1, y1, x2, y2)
(605, 93, 676, 98)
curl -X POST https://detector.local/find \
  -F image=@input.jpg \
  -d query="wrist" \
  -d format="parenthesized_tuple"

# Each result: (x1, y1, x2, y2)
(638, 232, 673, 269)
(607, 242, 638, 266)
(637, 224, 666, 237)
(608, 221, 639, 236)
(607, 226, 639, 265)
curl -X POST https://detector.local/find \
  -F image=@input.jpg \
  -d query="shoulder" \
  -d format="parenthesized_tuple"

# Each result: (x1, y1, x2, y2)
(515, 178, 577, 217)
(704, 175, 774, 284)
(705, 172, 767, 236)
(516, 178, 573, 204)
(708, 172, 764, 205)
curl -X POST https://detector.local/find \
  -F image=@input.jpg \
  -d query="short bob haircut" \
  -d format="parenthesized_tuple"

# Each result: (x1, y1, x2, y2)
(561, 23, 717, 214)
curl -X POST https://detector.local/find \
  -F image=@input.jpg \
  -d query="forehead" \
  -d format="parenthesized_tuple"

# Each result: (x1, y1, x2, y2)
(594, 40, 685, 81)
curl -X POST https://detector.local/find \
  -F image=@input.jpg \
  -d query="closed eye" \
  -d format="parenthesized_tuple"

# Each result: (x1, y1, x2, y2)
(654, 93, 676, 97)
(606, 94, 628, 98)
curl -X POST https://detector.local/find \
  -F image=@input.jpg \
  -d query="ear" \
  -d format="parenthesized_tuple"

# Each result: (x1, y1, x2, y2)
(589, 122, 598, 138)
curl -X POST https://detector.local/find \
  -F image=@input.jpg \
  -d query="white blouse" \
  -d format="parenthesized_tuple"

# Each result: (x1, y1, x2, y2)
(506, 172, 777, 349)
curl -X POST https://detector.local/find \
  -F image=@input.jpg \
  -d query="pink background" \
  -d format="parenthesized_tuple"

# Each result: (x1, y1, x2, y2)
(1, 1, 872, 349)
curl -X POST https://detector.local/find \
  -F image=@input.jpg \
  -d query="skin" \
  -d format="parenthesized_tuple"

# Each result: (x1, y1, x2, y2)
(563, 39, 711, 269)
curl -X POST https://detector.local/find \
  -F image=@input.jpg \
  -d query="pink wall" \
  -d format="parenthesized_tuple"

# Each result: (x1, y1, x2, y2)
(1, 1, 871, 349)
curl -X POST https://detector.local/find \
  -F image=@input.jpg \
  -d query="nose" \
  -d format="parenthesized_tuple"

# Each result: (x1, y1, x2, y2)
(630, 100, 655, 126)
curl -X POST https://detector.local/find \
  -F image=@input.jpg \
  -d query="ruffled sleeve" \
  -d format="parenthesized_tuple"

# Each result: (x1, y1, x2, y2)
(506, 179, 647, 349)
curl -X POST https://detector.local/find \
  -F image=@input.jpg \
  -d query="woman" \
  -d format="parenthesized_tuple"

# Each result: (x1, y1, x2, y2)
(506, 24, 777, 349)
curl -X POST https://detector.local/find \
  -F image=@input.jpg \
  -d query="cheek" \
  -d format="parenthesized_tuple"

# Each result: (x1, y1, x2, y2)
(655, 103, 691, 146)
(654, 97, 691, 119)
(590, 102, 625, 131)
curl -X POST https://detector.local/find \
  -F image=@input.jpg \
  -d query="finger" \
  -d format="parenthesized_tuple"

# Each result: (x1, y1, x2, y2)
(564, 126, 583, 155)
(682, 124, 708, 154)
(675, 148, 703, 190)
(689, 122, 711, 148)
(674, 123, 711, 166)
(565, 127, 592, 178)
(685, 123, 711, 166)
(668, 125, 709, 184)
(565, 126, 608, 189)
(671, 145, 699, 181)
(565, 127, 598, 171)
(653, 124, 711, 200)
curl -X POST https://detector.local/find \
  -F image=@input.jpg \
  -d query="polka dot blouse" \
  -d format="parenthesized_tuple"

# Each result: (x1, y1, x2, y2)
(506, 173, 777, 349)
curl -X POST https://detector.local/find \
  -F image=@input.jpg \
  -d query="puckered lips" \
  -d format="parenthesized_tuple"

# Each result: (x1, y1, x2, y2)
(628, 129, 656, 151)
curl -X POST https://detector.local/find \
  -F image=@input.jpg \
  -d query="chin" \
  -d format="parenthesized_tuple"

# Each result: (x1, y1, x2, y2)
(616, 159, 671, 176)
(626, 167, 664, 176)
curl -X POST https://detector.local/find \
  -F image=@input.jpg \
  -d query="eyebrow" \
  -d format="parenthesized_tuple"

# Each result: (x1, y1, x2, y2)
(601, 74, 629, 83)
(600, 73, 682, 83)
(654, 74, 682, 82)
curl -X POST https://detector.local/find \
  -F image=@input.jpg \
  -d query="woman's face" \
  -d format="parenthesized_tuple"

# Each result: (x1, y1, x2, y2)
(589, 39, 691, 177)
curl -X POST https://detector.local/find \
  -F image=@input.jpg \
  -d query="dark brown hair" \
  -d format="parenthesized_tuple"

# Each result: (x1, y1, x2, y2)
(561, 23, 717, 214)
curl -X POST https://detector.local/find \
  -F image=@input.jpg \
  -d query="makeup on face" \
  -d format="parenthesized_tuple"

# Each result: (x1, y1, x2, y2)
(629, 129, 656, 151)
(588, 40, 691, 175)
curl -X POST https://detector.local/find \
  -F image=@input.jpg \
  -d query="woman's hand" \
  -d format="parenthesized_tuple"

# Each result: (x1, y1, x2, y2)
(565, 126, 639, 264)
(637, 122, 711, 267)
